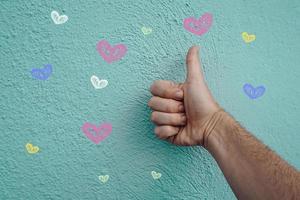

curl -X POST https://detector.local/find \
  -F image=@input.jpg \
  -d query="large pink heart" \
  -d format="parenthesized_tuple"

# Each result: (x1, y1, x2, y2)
(183, 13, 213, 36)
(82, 122, 112, 144)
(96, 40, 127, 63)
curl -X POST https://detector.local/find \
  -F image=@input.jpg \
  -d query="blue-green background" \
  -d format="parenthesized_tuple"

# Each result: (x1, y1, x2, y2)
(1, 0, 299, 199)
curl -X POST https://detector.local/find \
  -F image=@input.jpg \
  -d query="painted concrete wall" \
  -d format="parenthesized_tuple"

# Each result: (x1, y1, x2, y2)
(1, 0, 299, 199)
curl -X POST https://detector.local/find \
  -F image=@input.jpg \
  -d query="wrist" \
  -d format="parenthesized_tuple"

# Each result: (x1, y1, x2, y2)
(202, 109, 232, 149)
(205, 111, 238, 159)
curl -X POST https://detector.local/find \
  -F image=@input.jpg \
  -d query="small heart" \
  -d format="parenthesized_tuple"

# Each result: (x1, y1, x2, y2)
(242, 32, 256, 43)
(151, 171, 162, 180)
(96, 40, 127, 63)
(243, 83, 265, 99)
(51, 10, 68, 25)
(82, 122, 112, 144)
(31, 64, 52, 80)
(90, 75, 108, 89)
(26, 143, 39, 154)
(141, 26, 153, 35)
(99, 175, 109, 183)
(183, 13, 213, 36)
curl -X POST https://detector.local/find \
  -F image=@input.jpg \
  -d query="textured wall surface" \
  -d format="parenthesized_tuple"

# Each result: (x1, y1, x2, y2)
(1, 0, 300, 199)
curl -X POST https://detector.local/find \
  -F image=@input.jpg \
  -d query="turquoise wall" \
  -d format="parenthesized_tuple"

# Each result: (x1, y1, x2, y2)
(1, 0, 299, 199)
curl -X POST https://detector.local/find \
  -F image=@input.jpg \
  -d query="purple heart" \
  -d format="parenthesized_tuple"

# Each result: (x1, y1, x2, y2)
(183, 13, 213, 36)
(243, 83, 266, 99)
(31, 64, 52, 80)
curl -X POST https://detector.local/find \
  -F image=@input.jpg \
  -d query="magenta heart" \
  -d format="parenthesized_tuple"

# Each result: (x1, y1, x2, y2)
(82, 122, 112, 144)
(96, 40, 127, 63)
(183, 13, 213, 36)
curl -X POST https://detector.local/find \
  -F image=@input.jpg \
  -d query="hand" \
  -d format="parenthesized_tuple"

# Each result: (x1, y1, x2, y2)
(148, 46, 221, 146)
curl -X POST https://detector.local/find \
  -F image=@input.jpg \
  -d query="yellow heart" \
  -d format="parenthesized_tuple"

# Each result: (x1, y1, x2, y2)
(141, 26, 153, 35)
(151, 171, 161, 180)
(242, 32, 256, 43)
(99, 175, 109, 183)
(26, 143, 39, 154)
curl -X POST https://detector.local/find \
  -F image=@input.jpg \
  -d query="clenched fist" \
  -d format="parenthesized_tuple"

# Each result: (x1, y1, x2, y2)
(148, 46, 222, 146)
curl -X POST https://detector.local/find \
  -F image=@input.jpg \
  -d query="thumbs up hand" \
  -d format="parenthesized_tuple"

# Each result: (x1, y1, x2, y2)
(148, 46, 221, 146)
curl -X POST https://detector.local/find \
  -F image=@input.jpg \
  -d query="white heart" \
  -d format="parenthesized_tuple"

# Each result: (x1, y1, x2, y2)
(90, 75, 108, 89)
(151, 171, 162, 180)
(141, 26, 153, 35)
(99, 175, 109, 183)
(51, 10, 68, 25)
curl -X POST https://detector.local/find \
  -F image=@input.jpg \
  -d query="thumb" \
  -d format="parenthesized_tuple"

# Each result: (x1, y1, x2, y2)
(185, 46, 204, 82)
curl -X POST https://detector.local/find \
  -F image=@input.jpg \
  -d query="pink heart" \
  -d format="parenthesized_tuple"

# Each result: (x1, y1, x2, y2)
(183, 13, 213, 36)
(96, 40, 127, 63)
(82, 122, 112, 144)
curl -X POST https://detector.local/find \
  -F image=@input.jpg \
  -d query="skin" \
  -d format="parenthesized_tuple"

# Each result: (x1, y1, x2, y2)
(148, 46, 300, 200)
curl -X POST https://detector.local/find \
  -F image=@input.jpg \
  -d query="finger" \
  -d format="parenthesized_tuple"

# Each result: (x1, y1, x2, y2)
(150, 80, 183, 100)
(148, 96, 184, 113)
(154, 126, 179, 139)
(151, 111, 186, 126)
(186, 46, 204, 82)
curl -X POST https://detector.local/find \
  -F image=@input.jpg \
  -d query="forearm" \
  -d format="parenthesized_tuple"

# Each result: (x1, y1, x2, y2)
(205, 110, 300, 200)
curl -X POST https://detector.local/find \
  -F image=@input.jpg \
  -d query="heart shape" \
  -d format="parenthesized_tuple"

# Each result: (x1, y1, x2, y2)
(99, 175, 109, 183)
(96, 40, 127, 63)
(243, 83, 265, 99)
(26, 143, 39, 154)
(82, 122, 112, 144)
(183, 13, 213, 36)
(151, 171, 162, 180)
(31, 64, 52, 80)
(141, 26, 153, 35)
(51, 10, 68, 25)
(242, 32, 256, 43)
(90, 75, 108, 89)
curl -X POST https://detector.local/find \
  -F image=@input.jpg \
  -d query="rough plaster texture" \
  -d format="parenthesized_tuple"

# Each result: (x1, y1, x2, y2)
(0, 0, 300, 199)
